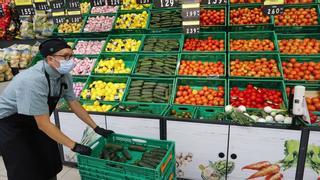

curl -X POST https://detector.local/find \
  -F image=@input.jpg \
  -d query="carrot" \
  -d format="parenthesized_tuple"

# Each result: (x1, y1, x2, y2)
(248, 164, 280, 179)
(242, 161, 271, 170)
(265, 172, 283, 180)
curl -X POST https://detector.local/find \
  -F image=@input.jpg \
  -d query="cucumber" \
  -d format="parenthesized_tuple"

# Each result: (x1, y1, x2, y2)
(140, 160, 157, 168)
(105, 143, 123, 151)
(122, 150, 132, 160)
(137, 161, 154, 169)
(118, 157, 127, 163)
(151, 148, 167, 154)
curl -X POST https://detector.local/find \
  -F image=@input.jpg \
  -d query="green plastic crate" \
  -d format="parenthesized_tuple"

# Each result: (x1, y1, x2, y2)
(91, 53, 137, 76)
(124, 77, 175, 103)
(80, 100, 118, 114)
(77, 134, 175, 180)
(228, 4, 274, 31)
(172, 78, 227, 107)
(114, 10, 151, 34)
(71, 55, 98, 77)
(119, 2, 152, 12)
(149, 8, 182, 33)
(280, 56, 320, 84)
(81, 14, 117, 34)
(141, 34, 183, 53)
(194, 107, 225, 121)
(73, 38, 107, 55)
(164, 105, 197, 120)
(228, 31, 279, 53)
(52, 20, 86, 37)
(177, 53, 226, 78)
(200, 6, 227, 32)
(132, 53, 179, 77)
(228, 53, 283, 79)
(182, 32, 227, 52)
(81, 75, 129, 102)
(102, 34, 145, 53)
(109, 102, 169, 118)
(228, 79, 289, 108)
(277, 33, 320, 56)
(274, 4, 320, 33)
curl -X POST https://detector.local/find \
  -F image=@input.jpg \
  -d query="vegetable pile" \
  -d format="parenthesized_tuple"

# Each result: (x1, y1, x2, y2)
(135, 56, 177, 76)
(91, 4, 117, 14)
(230, 39, 275, 52)
(275, 7, 318, 26)
(94, 58, 131, 74)
(73, 82, 85, 97)
(178, 60, 224, 76)
(230, 84, 284, 109)
(183, 36, 224, 52)
(105, 38, 141, 52)
(170, 110, 193, 119)
(58, 22, 82, 33)
(230, 58, 281, 78)
(126, 80, 172, 103)
(71, 57, 96, 76)
(278, 38, 320, 54)
(242, 161, 282, 179)
(143, 38, 180, 52)
(150, 10, 182, 29)
(81, 80, 126, 101)
(121, 0, 151, 10)
(82, 101, 113, 112)
(230, 7, 270, 25)
(115, 11, 149, 29)
(80, 2, 90, 14)
(83, 16, 115, 32)
(175, 85, 225, 106)
(282, 58, 320, 80)
(73, 40, 105, 55)
(200, 9, 225, 26)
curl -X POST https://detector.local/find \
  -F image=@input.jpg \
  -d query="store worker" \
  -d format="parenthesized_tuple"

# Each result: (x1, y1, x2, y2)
(0, 38, 114, 180)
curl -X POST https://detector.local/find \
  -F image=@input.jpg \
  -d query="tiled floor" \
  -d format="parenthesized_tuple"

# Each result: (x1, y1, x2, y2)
(0, 156, 81, 180)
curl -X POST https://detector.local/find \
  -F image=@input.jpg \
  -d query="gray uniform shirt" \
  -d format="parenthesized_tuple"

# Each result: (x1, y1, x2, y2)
(0, 60, 76, 119)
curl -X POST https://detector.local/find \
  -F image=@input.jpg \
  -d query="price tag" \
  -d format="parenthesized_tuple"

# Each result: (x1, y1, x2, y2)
(15, 0, 32, 6)
(90, 0, 106, 7)
(154, 0, 178, 8)
(106, 0, 123, 6)
(66, 14, 82, 23)
(16, 5, 35, 16)
(183, 25, 200, 34)
(50, 0, 64, 11)
(262, 5, 284, 15)
(136, 0, 150, 4)
(0, 6, 5, 17)
(52, 16, 66, 24)
(201, 0, 226, 5)
(67, 0, 80, 10)
(182, 8, 200, 20)
(35, 2, 50, 10)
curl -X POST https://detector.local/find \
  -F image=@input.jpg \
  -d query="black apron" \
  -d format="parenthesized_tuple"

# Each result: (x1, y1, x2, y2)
(0, 71, 64, 180)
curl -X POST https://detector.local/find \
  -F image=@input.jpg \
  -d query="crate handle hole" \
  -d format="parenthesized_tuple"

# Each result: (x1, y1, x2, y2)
(205, 109, 215, 112)
(178, 107, 189, 111)
(139, 104, 150, 107)
(132, 138, 147, 144)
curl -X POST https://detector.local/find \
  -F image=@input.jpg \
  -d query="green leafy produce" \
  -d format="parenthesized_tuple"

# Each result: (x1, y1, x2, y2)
(212, 160, 235, 176)
(279, 140, 299, 170)
(307, 144, 320, 174)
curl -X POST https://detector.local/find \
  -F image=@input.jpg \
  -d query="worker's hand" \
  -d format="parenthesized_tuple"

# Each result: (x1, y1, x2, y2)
(72, 143, 92, 155)
(94, 126, 114, 138)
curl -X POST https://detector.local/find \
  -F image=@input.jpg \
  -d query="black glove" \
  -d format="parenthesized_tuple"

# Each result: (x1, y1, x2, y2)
(94, 126, 114, 137)
(72, 143, 92, 155)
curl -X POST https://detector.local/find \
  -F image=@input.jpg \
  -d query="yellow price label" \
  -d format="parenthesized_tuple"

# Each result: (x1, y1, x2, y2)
(34, 0, 46, 2)
(15, 0, 32, 6)
(264, 0, 284, 5)
(52, 11, 65, 16)
(67, 10, 81, 15)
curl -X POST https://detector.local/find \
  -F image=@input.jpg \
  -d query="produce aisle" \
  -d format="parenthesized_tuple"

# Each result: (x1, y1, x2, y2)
(1, 0, 320, 179)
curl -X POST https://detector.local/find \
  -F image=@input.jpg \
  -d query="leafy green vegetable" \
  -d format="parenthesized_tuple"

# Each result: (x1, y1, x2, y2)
(279, 140, 299, 170)
(307, 144, 320, 174)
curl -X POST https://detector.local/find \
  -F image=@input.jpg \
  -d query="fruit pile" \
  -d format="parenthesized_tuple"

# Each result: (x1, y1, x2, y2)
(150, 10, 182, 29)
(278, 38, 320, 54)
(105, 38, 141, 52)
(230, 84, 284, 109)
(285, 0, 313, 3)
(80, 2, 90, 14)
(81, 80, 126, 101)
(200, 9, 225, 26)
(82, 101, 113, 112)
(230, 0, 262, 3)
(83, 16, 115, 32)
(183, 36, 224, 52)
(115, 11, 149, 29)
(282, 58, 320, 80)
(143, 38, 180, 52)
(230, 39, 275, 52)
(178, 60, 224, 76)
(170, 110, 193, 119)
(71, 57, 96, 76)
(73, 40, 105, 54)
(230, 58, 281, 78)
(91, 4, 118, 14)
(121, 0, 150, 10)
(58, 22, 82, 33)
(73, 82, 85, 97)
(94, 58, 131, 74)
(230, 7, 270, 25)
(275, 8, 318, 26)
(126, 80, 172, 103)
(135, 56, 177, 76)
(175, 86, 224, 106)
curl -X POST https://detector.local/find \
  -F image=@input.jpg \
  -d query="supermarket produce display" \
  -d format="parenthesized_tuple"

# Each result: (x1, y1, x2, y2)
(1, 0, 319, 179)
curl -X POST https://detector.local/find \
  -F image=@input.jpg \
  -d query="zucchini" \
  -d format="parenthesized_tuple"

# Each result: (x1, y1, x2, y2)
(105, 143, 123, 151)
(129, 145, 146, 152)
(122, 150, 132, 160)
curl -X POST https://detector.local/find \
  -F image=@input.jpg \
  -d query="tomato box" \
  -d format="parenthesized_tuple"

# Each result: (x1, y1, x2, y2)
(177, 53, 226, 78)
(228, 53, 283, 79)
(194, 106, 225, 121)
(228, 79, 288, 109)
(172, 78, 227, 107)
(228, 31, 279, 53)
(182, 32, 226, 52)
(200, 6, 227, 32)
(280, 56, 320, 84)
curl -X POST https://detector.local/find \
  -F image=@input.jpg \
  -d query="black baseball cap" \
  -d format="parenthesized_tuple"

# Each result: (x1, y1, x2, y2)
(39, 38, 71, 57)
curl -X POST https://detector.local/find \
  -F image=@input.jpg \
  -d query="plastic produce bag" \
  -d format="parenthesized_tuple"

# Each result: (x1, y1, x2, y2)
(18, 45, 32, 68)
(33, 14, 54, 38)
(31, 42, 40, 57)
(0, 60, 9, 74)
(20, 16, 35, 39)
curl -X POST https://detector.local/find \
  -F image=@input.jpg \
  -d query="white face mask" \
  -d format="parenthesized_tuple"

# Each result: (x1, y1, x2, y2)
(56, 58, 75, 74)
